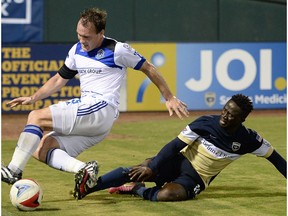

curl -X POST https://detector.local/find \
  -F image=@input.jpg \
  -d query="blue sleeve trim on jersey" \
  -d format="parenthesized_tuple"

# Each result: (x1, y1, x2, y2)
(134, 58, 146, 70)
(267, 150, 287, 178)
(148, 137, 187, 173)
(58, 64, 78, 79)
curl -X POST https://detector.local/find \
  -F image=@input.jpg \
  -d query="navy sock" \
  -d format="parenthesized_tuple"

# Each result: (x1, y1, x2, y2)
(142, 186, 160, 201)
(90, 167, 131, 192)
(133, 185, 146, 197)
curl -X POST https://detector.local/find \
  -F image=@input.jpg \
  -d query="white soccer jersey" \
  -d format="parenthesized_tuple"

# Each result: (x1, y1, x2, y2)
(48, 37, 146, 156)
(64, 36, 146, 108)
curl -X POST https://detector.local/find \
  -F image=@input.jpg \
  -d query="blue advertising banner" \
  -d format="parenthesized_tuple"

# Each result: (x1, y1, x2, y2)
(1, 44, 79, 114)
(1, 0, 44, 42)
(177, 43, 286, 110)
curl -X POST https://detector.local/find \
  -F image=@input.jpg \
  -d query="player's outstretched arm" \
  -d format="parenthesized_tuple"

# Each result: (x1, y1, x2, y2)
(139, 61, 189, 120)
(165, 96, 189, 120)
(7, 96, 35, 108)
(266, 150, 287, 178)
(7, 73, 68, 108)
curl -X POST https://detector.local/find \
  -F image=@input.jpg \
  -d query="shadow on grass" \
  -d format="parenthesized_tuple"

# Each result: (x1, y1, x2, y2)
(199, 185, 286, 199)
(34, 208, 61, 212)
(44, 193, 140, 205)
(43, 185, 286, 207)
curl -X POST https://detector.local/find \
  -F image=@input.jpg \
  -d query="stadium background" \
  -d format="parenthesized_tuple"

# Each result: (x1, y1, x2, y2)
(2, 0, 286, 114)
(1, 1, 286, 215)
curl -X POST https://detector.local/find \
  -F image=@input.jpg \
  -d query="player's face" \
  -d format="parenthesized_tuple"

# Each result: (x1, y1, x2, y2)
(76, 20, 104, 52)
(219, 100, 244, 132)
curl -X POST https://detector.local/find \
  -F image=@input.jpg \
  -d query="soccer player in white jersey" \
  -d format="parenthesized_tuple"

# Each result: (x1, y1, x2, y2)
(1, 8, 189, 186)
(73, 94, 286, 201)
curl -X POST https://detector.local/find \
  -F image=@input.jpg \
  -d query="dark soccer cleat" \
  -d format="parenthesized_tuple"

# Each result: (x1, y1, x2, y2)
(108, 182, 145, 194)
(73, 160, 99, 200)
(74, 168, 89, 200)
(1, 165, 22, 185)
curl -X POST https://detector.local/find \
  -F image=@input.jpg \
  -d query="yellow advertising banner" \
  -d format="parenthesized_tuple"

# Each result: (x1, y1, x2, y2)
(127, 43, 176, 111)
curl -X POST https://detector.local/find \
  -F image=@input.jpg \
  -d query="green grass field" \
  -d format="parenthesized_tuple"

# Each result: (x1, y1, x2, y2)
(1, 112, 287, 216)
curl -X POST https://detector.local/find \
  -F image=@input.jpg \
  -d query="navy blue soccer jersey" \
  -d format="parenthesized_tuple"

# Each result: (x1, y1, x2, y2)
(178, 115, 273, 187)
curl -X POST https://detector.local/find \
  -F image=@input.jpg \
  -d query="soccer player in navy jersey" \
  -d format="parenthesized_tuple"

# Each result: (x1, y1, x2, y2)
(1, 8, 189, 186)
(73, 94, 286, 201)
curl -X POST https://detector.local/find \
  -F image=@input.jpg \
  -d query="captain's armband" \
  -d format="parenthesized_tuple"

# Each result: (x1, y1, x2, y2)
(58, 64, 78, 79)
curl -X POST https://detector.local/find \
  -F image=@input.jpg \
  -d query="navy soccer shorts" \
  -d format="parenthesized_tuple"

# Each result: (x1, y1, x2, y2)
(152, 153, 205, 199)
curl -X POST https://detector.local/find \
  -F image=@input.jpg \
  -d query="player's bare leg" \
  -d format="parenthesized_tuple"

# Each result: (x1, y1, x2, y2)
(33, 134, 60, 162)
(1, 107, 52, 184)
(32, 130, 92, 174)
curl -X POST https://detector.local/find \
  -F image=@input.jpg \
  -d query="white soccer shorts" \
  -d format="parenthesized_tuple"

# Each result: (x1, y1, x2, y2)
(48, 97, 119, 157)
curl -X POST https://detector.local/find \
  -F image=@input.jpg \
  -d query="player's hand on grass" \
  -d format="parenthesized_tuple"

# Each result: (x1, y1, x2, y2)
(7, 97, 34, 108)
(129, 165, 153, 182)
(166, 96, 189, 120)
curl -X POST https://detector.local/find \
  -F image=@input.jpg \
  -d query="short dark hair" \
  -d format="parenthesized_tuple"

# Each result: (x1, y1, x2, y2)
(231, 94, 253, 119)
(79, 8, 107, 33)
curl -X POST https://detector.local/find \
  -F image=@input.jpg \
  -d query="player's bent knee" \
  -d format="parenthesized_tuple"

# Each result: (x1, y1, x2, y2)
(157, 183, 188, 201)
(27, 108, 52, 128)
(27, 110, 41, 124)
(33, 135, 60, 162)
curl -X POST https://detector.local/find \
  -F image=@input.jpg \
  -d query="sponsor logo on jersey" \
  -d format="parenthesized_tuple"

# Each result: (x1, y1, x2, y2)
(78, 68, 102, 74)
(232, 142, 241, 151)
(203, 140, 230, 158)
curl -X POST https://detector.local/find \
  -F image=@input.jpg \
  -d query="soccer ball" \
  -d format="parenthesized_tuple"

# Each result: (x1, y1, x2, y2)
(9, 178, 43, 211)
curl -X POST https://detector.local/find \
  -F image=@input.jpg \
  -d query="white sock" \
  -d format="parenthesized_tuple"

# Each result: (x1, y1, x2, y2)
(9, 125, 43, 174)
(46, 149, 85, 173)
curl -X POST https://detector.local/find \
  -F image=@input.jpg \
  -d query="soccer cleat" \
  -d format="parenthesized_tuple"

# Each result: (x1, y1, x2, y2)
(73, 160, 99, 200)
(108, 182, 145, 194)
(84, 161, 99, 188)
(1, 165, 22, 185)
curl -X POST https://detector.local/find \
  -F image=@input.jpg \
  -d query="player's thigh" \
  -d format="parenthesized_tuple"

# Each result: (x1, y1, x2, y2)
(27, 107, 53, 129)
(157, 182, 187, 201)
(157, 154, 205, 201)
